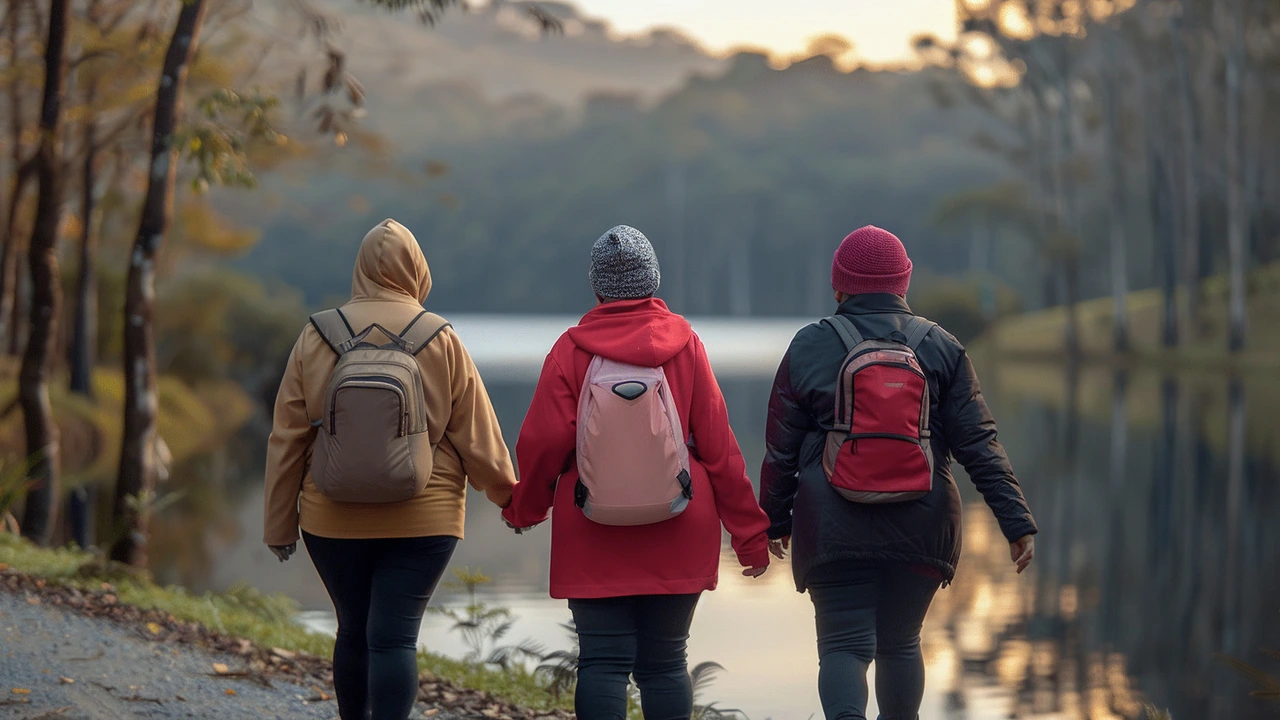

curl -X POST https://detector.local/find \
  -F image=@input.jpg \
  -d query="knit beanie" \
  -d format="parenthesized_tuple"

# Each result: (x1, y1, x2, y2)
(831, 226, 913, 297)
(589, 225, 661, 300)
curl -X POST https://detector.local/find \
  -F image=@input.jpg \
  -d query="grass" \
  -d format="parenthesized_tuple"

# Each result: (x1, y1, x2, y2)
(0, 359, 254, 484)
(0, 534, 572, 712)
(978, 262, 1280, 371)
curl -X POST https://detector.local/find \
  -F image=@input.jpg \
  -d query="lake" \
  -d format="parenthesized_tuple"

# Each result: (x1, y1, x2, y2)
(149, 315, 1280, 720)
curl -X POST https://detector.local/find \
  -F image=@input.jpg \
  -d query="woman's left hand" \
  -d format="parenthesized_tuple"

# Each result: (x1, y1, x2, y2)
(269, 543, 296, 562)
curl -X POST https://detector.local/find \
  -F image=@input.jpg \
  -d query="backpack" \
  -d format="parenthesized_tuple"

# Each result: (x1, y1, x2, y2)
(821, 314, 936, 504)
(574, 357, 693, 526)
(307, 308, 451, 503)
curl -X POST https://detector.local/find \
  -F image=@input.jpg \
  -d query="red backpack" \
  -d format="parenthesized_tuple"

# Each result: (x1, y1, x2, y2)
(821, 314, 936, 503)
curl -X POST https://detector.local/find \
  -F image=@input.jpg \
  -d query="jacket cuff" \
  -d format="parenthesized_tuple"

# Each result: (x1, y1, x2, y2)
(737, 546, 771, 569)
(766, 521, 792, 540)
(998, 517, 1038, 542)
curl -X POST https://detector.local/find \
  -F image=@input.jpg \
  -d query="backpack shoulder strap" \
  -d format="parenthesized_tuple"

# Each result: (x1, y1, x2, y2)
(903, 316, 936, 352)
(399, 311, 452, 356)
(821, 315, 864, 353)
(310, 309, 356, 356)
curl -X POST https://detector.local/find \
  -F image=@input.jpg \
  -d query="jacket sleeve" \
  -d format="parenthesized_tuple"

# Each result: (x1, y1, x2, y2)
(443, 330, 517, 509)
(940, 346, 1038, 542)
(759, 346, 808, 540)
(263, 333, 313, 546)
(503, 348, 576, 529)
(688, 336, 771, 569)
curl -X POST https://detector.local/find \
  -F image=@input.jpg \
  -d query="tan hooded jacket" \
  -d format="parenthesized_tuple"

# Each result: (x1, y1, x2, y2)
(263, 219, 516, 546)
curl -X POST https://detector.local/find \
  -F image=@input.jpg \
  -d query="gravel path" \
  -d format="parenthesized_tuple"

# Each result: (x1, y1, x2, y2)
(0, 590, 337, 720)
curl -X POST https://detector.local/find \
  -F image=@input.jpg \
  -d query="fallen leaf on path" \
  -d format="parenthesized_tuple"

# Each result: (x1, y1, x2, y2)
(224, 689, 237, 696)
(0, 563, 9, 570)
(58, 677, 74, 685)
(10, 688, 30, 695)
(146, 623, 161, 635)
(26, 596, 39, 606)
(212, 663, 230, 675)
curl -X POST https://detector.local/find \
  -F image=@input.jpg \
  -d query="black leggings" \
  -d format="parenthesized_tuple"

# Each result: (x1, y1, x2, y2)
(568, 593, 701, 720)
(303, 532, 458, 720)
(807, 562, 941, 720)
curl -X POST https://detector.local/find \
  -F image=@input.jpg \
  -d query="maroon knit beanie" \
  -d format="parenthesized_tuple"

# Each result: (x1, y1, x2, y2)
(831, 226, 913, 297)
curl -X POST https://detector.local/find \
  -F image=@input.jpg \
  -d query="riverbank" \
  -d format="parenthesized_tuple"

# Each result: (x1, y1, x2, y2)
(976, 263, 1280, 372)
(0, 535, 573, 718)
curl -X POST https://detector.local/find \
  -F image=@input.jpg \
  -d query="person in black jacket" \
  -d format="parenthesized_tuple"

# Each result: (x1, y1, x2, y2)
(760, 226, 1037, 720)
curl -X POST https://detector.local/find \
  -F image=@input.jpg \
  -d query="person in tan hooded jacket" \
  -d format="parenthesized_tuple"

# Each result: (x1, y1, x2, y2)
(263, 219, 516, 720)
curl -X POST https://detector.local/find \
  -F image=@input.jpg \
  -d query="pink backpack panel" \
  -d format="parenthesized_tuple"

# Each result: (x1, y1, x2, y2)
(575, 357, 692, 526)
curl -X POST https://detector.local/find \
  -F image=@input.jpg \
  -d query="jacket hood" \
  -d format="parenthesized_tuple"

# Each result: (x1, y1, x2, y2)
(351, 219, 432, 304)
(567, 298, 692, 368)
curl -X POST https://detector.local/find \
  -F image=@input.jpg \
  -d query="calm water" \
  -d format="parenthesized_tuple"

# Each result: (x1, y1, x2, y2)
(151, 316, 1280, 720)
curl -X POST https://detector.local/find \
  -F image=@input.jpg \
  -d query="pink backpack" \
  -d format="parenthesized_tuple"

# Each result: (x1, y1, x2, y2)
(574, 357, 693, 526)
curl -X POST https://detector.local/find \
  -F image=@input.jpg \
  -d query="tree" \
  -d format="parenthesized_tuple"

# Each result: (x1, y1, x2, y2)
(111, 0, 209, 566)
(1099, 26, 1130, 353)
(1223, 0, 1248, 352)
(18, 0, 71, 545)
(0, 0, 37, 356)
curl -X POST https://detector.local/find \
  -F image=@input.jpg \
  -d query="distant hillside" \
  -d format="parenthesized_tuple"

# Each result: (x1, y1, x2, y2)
(228, 50, 1010, 316)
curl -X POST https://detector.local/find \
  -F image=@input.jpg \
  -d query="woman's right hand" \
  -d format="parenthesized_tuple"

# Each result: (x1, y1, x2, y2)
(768, 536, 790, 560)
(1010, 534, 1035, 574)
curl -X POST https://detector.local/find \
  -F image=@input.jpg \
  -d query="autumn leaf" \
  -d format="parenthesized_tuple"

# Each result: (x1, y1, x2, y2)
(212, 663, 230, 675)
(10, 688, 30, 695)
(146, 623, 162, 635)
(224, 688, 237, 696)
(59, 677, 74, 685)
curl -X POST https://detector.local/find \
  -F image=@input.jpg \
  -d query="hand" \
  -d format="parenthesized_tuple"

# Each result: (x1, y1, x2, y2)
(742, 566, 768, 578)
(269, 543, 296, 563)
(768, 536, 790, 560)
(504, 519, 534, 535)
(1010, 534, 1035, 574)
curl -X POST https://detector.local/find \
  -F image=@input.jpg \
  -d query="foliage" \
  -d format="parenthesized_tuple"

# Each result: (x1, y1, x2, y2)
(1217, 649, 1280, 701)
(180, 88, 287, 192)
(427, 567, 520, 663)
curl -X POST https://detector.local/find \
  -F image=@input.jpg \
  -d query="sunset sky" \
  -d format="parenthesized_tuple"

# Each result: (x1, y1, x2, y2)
(569, 0, 959, 65)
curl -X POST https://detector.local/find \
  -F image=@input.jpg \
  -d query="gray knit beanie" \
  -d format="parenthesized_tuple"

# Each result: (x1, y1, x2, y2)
(589, 225, 661, 300)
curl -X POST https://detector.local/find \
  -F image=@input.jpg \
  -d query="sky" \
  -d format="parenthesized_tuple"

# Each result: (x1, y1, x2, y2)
(567, 0, 959, 65)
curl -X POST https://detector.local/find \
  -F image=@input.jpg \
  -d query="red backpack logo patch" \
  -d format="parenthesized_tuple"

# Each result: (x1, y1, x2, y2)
(821, 315, 935, 503)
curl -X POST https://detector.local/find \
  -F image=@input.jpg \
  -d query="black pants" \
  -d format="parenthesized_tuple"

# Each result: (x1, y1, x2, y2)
(568, 593, 701, 720)
(807, 562, 941, 720)
(303, 532, 458, 720)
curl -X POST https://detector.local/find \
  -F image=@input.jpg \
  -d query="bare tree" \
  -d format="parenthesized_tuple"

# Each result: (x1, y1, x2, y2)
(18, 0, 71, 545)
(1100, 27, 1130, 353)
(1223, 0, 1248, 352)
(111, 0, 209, 566)
(1169, 0, 1203, 339)
(0, 0, 36, 355)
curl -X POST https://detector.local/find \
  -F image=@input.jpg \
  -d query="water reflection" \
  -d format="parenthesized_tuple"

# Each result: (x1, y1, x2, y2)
(149, 352, 1278, 719)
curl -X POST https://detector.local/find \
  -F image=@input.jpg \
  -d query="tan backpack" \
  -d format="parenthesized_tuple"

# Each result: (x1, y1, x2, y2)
(574, 357, 693, 526)
(308, 309, 450, 503)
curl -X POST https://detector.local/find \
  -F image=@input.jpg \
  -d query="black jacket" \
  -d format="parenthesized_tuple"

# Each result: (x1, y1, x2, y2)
(759, 293, 1037, 590)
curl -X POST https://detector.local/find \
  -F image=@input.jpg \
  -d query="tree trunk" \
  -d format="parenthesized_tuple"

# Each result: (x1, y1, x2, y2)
(1224, 0, 1248, 353)
(18, 0, 71, 547)
(0, 0, 31, 354)
(1171, 4, 1203, 340)
(110, 0, 208, 567)
(1101, 31, 1129, 354)
(1151, 152, 1179, 348)
(69, 82, 99, 398)
(1055, 67, 1081, 358)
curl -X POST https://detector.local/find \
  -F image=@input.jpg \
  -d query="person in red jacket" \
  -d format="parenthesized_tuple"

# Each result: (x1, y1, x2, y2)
(503, 225, 770, 720)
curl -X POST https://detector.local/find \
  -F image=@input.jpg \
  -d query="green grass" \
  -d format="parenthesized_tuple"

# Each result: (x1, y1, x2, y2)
(0, 534, 571, 711)
(978, 263, 1280, 371)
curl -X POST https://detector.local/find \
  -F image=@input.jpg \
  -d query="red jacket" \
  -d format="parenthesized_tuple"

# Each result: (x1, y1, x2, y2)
(503, 298, 771, 599)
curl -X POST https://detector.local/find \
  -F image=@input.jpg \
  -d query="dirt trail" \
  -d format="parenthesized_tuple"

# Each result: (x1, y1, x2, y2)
(0, 590, 336, 719)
